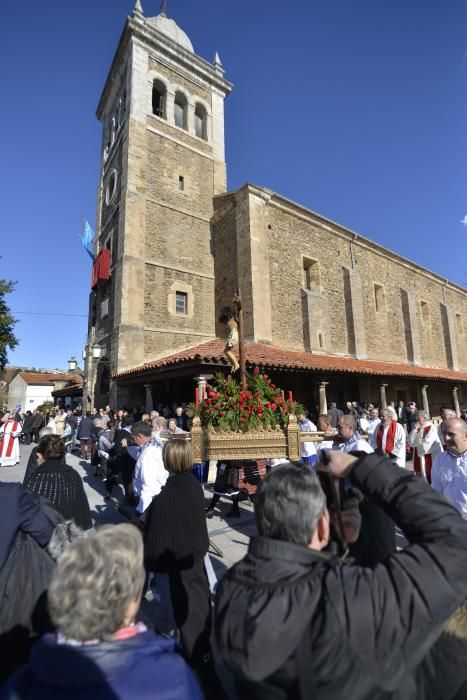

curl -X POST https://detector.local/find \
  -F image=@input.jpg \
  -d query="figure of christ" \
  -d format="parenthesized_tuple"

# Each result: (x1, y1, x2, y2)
(219, 297, 240, 372)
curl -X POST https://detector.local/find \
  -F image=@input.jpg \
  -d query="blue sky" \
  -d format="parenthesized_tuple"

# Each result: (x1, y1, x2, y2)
(2, 0, 466, 369)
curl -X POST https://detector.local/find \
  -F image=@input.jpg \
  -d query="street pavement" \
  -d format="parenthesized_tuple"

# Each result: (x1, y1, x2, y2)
(0, 441, 257, 581)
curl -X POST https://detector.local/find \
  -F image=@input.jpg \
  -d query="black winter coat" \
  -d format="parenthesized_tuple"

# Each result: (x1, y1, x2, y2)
(22, 415, 34, 433)
(0, 483, 56, 682)
(144, 471, 209, 572)
(76, 417, 94, 440)
(24, 459, 92, 530)
(0, 483, 54, 572)
(31, 414, 44, 430)
(215, 454, 467, 700)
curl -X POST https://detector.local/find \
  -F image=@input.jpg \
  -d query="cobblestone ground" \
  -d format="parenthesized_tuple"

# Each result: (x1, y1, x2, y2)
(1, 442, 256, 578)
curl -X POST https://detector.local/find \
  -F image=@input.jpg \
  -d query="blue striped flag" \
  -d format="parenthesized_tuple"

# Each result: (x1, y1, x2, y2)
(80, 219, 96, 260)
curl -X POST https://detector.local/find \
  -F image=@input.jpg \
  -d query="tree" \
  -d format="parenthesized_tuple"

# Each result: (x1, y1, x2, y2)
(0, 275, 18, 372)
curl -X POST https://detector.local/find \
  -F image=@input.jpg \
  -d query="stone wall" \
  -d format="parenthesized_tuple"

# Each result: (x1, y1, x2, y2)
(212, 185, 467, 372)
(265, 194, 467, 370)
(213, 200, 238, 337)
(146, 131, 214, 223)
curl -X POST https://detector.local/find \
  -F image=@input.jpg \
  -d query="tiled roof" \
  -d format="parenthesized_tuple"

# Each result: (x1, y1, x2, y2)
(18, 372, 82, 386)
(114, 339, 467, 383)
(52, 381, 83, 397)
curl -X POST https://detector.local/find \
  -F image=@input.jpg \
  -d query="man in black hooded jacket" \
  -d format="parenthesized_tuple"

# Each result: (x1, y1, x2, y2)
(215, 452, 467, 700)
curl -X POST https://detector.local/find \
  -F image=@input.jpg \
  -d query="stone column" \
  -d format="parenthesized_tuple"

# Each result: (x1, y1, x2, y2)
(166, 91, 175, 126)
(187, 102, 195, 135)
(421, 385, 430, 416)
(319, 382, 328, 415)
(380, 383, 388, 410)
(195, 376, 208, 404)
(144, 384, 153, 413)
(452, 386, 461, 417)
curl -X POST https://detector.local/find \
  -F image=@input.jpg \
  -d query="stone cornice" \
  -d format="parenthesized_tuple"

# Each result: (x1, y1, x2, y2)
(97, 16, 232, 120)
(221, 183, 466, 297)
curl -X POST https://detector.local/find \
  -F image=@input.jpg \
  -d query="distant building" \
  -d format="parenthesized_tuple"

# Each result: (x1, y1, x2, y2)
(0, 367, 25, 410)
(7, 372, 82, 411)
(84, 4, 467, 416)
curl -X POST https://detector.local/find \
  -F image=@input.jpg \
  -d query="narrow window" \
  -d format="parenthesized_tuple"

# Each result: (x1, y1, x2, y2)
(374, 284, 386, 313)
(152, 80, 167, 119)
(303, 258, 321, 291)
(110, 116, 117, 146)
(105, 170, 118, 206)
(194, 103, 207, 140)
(174, 91, 188, 130)
(179, 175, 185, 191)
(456, 313, 463, 338)
(175, 291, 188, 314)
(101, 298, 109, 319)
(420, 300, 430, 325)
(318, 332, 324, 348)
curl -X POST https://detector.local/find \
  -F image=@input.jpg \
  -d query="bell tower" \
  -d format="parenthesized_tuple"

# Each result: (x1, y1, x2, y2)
(87, 1, 232, 406)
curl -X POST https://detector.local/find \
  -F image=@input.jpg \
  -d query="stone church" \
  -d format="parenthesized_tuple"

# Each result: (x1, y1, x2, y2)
(84, 2, 467, 416)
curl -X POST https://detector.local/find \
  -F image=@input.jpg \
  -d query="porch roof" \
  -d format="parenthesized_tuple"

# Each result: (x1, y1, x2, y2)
(114, 339, 467, 384)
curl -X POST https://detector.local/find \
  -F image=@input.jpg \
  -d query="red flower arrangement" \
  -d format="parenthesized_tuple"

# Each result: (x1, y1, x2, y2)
(191, 371, 303, 432)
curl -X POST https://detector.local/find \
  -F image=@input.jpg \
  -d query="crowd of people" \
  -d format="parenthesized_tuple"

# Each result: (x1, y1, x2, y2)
(2, 395, 467, 698)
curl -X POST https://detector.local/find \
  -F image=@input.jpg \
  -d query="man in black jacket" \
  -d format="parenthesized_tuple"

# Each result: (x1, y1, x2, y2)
(215, 452, 467, 700)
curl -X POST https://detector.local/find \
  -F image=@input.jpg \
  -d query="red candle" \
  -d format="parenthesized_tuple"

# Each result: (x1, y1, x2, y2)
(281, 390, 285, 400)
(195, 388, 199, 408)
(289, 391, 293, 407)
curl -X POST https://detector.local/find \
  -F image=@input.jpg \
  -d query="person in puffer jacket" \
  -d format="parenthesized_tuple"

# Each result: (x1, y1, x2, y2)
(215, 452, 467, 700)
(1, 524, 203, 700)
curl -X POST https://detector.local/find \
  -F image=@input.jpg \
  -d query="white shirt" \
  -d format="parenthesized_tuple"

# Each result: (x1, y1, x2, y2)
(359, 416, 369, 433)
(370, 421, 406, 467)
(408, 423, 442, 460)
(132, 438, 168, 515)
(46, 418, 57, 435)
(366, 418, 381, 438)
(432, 450, 467, 520)
(299, 418, 317, 458)
(334, 433, 373, 455)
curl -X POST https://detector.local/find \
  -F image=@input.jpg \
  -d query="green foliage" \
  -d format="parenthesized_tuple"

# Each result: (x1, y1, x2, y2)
(192, 369, 304, 432)
(36, 402, 54, 413)
(0, 272, 18, 372)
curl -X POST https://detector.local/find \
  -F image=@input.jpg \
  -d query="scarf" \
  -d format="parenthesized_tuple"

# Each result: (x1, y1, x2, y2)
(376, 420, 397, 454)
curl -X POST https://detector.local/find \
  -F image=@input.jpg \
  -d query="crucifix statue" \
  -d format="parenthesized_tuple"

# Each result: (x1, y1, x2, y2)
(219, 289, 246, 391)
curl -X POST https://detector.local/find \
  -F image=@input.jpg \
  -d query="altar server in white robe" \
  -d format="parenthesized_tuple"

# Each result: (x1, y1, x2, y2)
(0, 414, 22, 467)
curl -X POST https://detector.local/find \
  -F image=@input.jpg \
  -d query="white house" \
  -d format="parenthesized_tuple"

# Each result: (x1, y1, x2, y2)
(7, 372, 78, 411)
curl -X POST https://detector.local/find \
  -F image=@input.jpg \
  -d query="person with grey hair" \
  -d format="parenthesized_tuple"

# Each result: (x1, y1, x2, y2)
(370, 406, 406, 467)
(408, 409, 442, 483)
(1, 524, 203, 699)
(335, 414, 373, 454)
(215, 451, 467, 700)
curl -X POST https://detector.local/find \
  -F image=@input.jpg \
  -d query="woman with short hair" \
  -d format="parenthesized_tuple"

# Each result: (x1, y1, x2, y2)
(1, 525, 202, 699)
(145, 439, 219, 698)
(24, 435, 92, 530)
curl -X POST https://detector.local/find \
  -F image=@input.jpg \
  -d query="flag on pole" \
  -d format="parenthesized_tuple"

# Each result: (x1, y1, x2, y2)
(79, 219, 96, 260)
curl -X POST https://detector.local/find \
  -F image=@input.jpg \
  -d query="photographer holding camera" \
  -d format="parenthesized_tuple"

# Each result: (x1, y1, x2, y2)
(215, 451, 467, 699)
